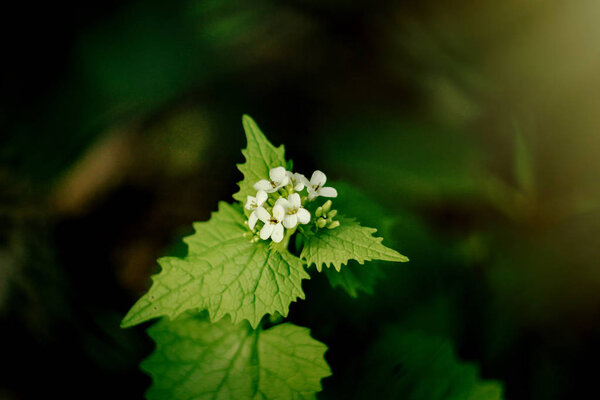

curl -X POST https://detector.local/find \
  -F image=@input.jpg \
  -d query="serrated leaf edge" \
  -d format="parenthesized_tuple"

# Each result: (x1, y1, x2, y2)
(233, 115, 287, 203)
(303, 217, 409, 272)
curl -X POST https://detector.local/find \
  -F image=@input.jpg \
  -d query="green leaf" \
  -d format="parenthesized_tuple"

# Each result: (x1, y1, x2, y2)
(358, 329, 504, 400)
(324, 261, 383, 298)
(232, 115, 287, 203)
(121, 202, 309, 329)
(301, 217, 408, 272)
(142, 313, 331, 400)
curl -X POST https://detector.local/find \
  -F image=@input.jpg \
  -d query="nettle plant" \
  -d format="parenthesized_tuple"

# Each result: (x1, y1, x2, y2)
(121, 115, 408, 399)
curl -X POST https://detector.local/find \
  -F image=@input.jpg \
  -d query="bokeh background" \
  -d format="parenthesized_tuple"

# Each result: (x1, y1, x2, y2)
(2, 0, 600, 398)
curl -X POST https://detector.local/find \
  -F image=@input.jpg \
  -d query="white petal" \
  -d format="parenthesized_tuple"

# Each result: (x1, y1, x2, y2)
(306, 186, 319, 201)
(283, 214, 298, 229)
(260, 223, 274, 240)
(271, 223, 284, 243)
(318, 187, 338, 198)
(310, 170, 327, 186)
(280, 175, 290, 186)
(293, 173, 308, 191)
(275, 197, 290, 210)
(270, 167, 287, 183)
(255, 190, 268, 206)
(288, 193, 301, 208)
(254, 180, 272, 192)
(248, 212, 258, 230)
(272, 204, 285, 221)
(287, 170, 297, 183)
(296, 208, 311, 224)
(255, 207, 270, 223)
(245, 195, 256, 210)
(295, 173, 309, 185)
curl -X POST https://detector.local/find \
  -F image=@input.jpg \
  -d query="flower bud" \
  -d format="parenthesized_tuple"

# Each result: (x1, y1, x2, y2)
(315, 206, 323, 217)
(317, 218, 327, 228)
(327, 209, 337, 219)
(327, 221, 340, 229)
(322, 200, 332, 213)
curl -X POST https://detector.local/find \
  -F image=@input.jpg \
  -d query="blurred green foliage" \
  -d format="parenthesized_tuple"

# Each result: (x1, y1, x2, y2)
(358, 329, 503, 400)
(2, 0, 600, 399)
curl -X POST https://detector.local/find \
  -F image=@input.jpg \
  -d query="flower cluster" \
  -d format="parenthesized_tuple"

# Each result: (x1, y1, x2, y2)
(244, 167, 339, 243)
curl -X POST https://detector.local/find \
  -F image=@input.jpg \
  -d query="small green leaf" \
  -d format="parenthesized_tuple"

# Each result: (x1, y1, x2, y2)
(301, 217, 408, 272)
(142, 313, 331, 400)
(232, 115, 287, 203)
(121, 202, 309, 329)
(324, 261, 383, 298)
(358, 329, 504, 400)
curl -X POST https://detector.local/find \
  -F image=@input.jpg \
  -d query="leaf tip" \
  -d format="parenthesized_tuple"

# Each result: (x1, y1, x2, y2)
(120, 312, 136, 329)
(241, 115, 259, 137)
(396, 253, 410, 262)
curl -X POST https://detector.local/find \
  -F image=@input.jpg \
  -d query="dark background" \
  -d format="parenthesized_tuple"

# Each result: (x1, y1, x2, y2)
(2, 0, 600, 398)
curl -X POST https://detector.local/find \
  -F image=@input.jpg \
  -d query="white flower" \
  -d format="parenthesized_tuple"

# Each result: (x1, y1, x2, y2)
(286, 171, 307, 191)
(306, 170, 338, 200)
(254, 167, 290, 193)
(275, 193, 311, 228)
(255, 205, 285, 243)
(245, 190, 268, 230)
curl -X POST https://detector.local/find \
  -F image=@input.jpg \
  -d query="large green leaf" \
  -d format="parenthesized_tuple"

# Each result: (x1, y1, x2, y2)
(301, 217, 408, 272)
(142, 313, 331, 400)
(121, 202, 309, 328)
(232, 115, 287, 203)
